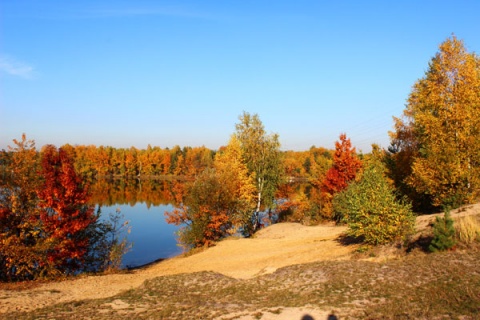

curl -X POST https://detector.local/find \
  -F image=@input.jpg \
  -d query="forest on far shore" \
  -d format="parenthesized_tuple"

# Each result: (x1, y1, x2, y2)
(1, 138, 333, 182)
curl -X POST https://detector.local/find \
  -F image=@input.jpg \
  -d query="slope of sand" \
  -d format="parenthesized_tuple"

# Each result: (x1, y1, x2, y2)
(0, 203, 478, 314)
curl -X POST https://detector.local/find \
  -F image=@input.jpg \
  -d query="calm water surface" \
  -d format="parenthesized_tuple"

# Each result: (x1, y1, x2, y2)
(90, 179, 186, 268)
(99, 203, 183, 268)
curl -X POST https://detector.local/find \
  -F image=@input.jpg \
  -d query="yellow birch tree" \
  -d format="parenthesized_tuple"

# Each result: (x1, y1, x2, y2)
(391, 36, 480, 208)
(214, 135, 257, 232)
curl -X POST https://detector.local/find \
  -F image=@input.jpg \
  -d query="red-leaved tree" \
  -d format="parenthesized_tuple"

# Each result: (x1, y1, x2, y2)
(37, 145, 97, 274)
(320, 134, 362, 219)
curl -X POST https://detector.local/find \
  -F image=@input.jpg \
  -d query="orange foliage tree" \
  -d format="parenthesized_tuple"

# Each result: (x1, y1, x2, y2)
(165, 169, 231, 247)
(276, 147, 333, 224)
(0, 135, 44, 280)
(320, 134, 362, 219)
(276, 186, 318, 225)
(37, 145, 97, 274)
(214, 136, 257, 231)
(268, 147, 333, 183)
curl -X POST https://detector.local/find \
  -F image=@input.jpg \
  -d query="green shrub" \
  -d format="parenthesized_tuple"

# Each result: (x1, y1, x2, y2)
(333, 156, 415, 245)
(429, 210, 456, 252)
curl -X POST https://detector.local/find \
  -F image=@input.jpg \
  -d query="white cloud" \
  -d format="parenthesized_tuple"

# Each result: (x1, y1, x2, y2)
(0, 55, 34, 79)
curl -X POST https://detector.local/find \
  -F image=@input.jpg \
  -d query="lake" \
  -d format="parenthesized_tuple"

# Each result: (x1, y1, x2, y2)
(90, 179, 187, 268)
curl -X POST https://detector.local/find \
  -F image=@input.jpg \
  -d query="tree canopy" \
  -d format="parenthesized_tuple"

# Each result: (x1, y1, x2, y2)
(234, 111, 283, 231)
(390, 36, 480, 209)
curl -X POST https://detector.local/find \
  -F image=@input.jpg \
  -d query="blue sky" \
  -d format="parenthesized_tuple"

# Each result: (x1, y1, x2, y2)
(1, 1, 479, 152)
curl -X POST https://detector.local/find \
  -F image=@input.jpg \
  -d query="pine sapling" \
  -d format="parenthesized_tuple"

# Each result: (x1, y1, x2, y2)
(429, 210, 456, 252)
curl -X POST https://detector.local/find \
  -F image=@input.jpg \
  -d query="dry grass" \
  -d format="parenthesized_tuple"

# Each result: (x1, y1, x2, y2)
(455, 215, 480, 244)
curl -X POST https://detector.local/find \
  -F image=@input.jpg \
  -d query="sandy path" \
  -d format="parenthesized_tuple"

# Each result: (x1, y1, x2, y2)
(1, 203, 478, 314)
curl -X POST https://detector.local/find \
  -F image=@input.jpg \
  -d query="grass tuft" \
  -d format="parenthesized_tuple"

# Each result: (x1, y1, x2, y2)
(455, 215, 480, 244)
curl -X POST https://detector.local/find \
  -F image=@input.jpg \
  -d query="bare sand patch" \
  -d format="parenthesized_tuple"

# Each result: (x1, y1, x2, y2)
(144, 222, 352, 279)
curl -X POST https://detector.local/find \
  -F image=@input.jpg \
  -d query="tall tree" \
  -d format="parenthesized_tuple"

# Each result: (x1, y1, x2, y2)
(161, 150, 172, 175)
(125, 147, 139, 176)
(37, 145, 97, 274)
(234, 112, 283, 232)
(214, 135, 257, 231)
(0, 134, 43, 280)
(94, 146, 111, 176)
(320, 133, 362, 219)
(390, 36, 480, 208)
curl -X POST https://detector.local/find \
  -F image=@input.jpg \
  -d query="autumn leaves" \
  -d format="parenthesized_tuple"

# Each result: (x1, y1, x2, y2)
(165, 112, 283, 247)
(389, 36, 480, 210)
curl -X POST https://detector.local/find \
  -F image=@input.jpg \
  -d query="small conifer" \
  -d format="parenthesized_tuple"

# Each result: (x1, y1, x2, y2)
(429, 210, 456, 252)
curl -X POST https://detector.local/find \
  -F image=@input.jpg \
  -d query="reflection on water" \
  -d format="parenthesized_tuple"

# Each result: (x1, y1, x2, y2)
(90, 179, 187, 268)
(98, 203, 182, 268)
(89, 178, 186, 208)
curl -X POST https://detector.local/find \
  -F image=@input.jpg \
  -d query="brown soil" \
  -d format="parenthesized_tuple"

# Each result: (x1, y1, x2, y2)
(1, 203, 479, 317)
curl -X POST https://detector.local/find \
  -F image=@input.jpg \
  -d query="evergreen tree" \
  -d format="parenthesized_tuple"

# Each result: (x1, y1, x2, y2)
(429, 210, 456, 252)
(333, 150, 415, 245)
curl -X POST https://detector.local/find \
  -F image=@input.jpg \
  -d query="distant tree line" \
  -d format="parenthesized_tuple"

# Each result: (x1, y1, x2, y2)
(1, 141, 333, 183)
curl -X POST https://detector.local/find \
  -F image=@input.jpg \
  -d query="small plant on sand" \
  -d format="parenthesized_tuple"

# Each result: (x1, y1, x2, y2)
(429, 210, 456, 252)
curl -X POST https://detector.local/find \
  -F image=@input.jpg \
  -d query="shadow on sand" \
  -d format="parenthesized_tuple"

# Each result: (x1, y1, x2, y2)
(301, 313, 338, 320)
